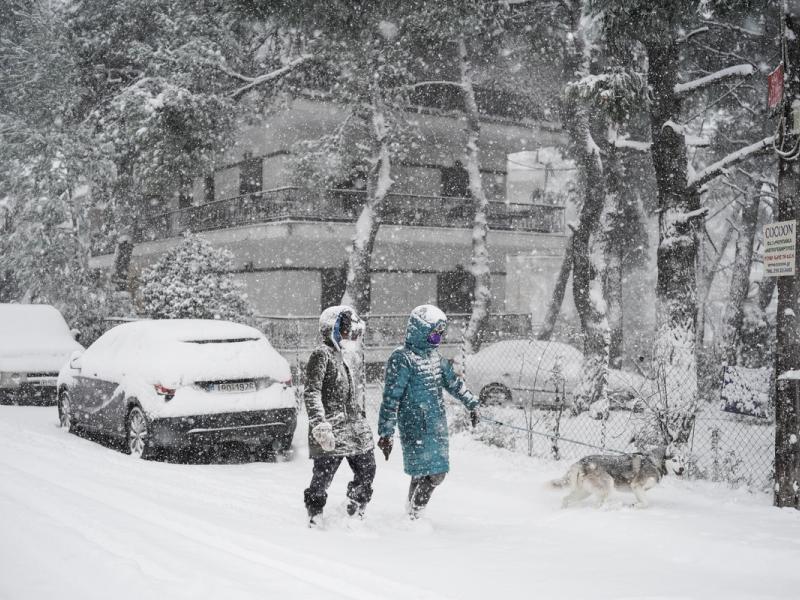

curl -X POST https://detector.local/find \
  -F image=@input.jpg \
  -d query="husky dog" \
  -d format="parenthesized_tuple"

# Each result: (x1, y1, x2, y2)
(551, 446, 686, 508)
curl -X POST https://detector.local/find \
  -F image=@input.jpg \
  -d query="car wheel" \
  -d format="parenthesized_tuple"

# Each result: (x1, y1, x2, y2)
(58, 390, 74, 432)
(480, 383, 512, 406)
(126, 405, 153, 459)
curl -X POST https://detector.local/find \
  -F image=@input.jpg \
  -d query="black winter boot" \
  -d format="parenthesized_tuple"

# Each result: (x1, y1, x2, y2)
(346, 480, 373, 519)
(304, 488, 326, 527)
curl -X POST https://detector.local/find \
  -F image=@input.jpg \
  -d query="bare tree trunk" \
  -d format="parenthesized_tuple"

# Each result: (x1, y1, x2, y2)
(111, 162, 137, 294)
(563, 5, 610, 417)
(646, 36, 701, 444)
(697, 222, 734, 349)
(537, 230, 573, 341)
(341, 89, 393, 316)
(111, 235, 134, 292)
(603, 149, 631, 370)
(67, 185, 92, 275)
(759, 273, 776, 310)
(720, 190, 761, 365)
(605, 238, 624, 369)
(458, 35, 491, 356)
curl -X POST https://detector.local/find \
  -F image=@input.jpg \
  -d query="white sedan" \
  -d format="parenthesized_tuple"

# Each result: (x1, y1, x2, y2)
(0, 303, 84, 405)
(464, 339, 652, 412)
(57, 319, 298, 459)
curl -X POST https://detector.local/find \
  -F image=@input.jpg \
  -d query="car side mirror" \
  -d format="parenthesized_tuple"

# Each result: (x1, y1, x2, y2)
(69, 350, 84, 370)
(70, 328, 82, 342)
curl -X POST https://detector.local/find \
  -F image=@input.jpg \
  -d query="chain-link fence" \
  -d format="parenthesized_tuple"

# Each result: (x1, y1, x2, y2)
(443, 336, 775, 491)
(357, 335, 775, 492)
(263, 311, 775, 492)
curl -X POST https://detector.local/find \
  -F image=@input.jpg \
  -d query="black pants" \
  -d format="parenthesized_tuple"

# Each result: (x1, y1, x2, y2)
(304, 451, 376, 516)
(408, 473, 446, 515)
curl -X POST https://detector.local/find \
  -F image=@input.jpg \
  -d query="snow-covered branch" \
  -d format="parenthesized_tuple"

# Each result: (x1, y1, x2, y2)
(614, 138, 650, 152)
(672, 207, 709, 225)
(677, 27, 709, 43)
(228, 54, 313, 99)
(700, 19, 762, 38)
(614, 135, 708, 153)
(674, 64, 755, 96)
(688, 135, 776, 190)
(401, 80, 466, 91)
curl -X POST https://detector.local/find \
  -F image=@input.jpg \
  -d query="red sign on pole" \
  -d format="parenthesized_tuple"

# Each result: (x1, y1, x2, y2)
(768, 63, 785, 111)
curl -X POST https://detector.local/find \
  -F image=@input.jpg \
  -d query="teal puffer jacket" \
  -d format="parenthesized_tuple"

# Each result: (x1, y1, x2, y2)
(378, 311, 477, 477)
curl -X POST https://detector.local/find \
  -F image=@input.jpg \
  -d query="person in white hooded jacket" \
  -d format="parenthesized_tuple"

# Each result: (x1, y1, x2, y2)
(303, 305, 375, 527)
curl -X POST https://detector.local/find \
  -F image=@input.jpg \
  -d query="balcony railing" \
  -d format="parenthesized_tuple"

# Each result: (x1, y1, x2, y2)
(122, 187, 564, 249)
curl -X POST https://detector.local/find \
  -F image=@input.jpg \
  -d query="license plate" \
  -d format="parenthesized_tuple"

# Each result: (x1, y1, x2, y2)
(212, 381, 257, 393)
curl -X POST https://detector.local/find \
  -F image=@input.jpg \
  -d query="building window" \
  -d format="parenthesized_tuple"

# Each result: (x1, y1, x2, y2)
(441, 161, 470, 198)
(204, 176, 215, 203)
(320, 267, 347, 311)
(437, 265, 474, 314)
(505, 148, 574, 205)
(239, 155, 263, 196)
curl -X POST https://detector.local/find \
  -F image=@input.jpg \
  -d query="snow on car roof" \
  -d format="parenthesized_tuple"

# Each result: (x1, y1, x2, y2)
(0, 304, 83, 370)
(0, 303, 73, 339)
(110, 319, 264, 342)
(82, 319, 289, 388)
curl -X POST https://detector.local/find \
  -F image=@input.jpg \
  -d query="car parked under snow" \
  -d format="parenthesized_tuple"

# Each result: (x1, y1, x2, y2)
(0, 304, 84, 405)
(57, 319, 298, 460)
(464, 339, 653, 414)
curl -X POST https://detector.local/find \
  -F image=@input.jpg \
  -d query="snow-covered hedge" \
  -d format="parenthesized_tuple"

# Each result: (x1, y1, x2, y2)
(139, 233, 253, 322)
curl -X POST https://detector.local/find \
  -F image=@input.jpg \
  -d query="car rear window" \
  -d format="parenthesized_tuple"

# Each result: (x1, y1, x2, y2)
(182, 338, 261, 344)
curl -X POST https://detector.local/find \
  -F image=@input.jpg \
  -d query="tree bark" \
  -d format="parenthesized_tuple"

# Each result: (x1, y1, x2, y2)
(605, 231, 624, 369)
(111, 235, 133, 293)
(458, 35, 491, 356)
(67, 185, 92, 275)
(563, 4, 610, 416)
(759, 275, 776, 311)
(603, 148, 631, 370)
(341, 89, 393, 316)
(537, 231, 573, 341)
(720, 190, 761, 365)
(774, 9, 800, 510)
(697, 222, 734, 349)
(645, 36, 700, 444)
(111, 160, 137, 294)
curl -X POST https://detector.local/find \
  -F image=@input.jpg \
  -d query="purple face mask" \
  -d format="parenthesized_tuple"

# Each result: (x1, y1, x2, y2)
(427, 324, 446, 346)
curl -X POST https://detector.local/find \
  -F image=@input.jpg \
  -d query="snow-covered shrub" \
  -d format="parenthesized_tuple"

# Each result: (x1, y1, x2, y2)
(737, 301, 775, 369)
(448, 404, 520, 451)
(139, 233, 253, 322)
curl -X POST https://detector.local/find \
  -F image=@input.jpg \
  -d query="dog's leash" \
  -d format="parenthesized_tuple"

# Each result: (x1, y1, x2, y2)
(479, 417, 628, 455)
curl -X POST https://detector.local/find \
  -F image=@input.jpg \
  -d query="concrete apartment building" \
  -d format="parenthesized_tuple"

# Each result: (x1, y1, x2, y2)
(91, 90, 586, 358)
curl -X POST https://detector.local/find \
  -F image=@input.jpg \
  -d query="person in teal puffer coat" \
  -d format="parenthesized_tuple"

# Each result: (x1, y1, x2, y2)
(377, 304, 479, 519)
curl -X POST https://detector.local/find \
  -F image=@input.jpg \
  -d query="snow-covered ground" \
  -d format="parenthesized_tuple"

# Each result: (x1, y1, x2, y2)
(1, 403, 799, 600)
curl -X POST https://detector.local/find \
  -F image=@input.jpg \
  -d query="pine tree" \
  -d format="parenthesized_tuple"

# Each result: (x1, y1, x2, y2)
(139, 234, 254, 322)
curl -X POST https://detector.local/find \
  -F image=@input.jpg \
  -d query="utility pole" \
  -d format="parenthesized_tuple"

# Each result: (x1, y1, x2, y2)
(774, 2, 800, 509)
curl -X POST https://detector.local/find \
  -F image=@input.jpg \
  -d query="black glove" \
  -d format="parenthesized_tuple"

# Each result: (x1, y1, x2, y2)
(377, 436, 393, 461)
(470, 409, 480, 428)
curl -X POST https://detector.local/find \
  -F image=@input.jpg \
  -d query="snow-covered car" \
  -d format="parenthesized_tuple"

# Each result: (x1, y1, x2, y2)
(0, 304, 84, 405)
(57, 319, 298, 459)
(464, 340, 652, 411)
